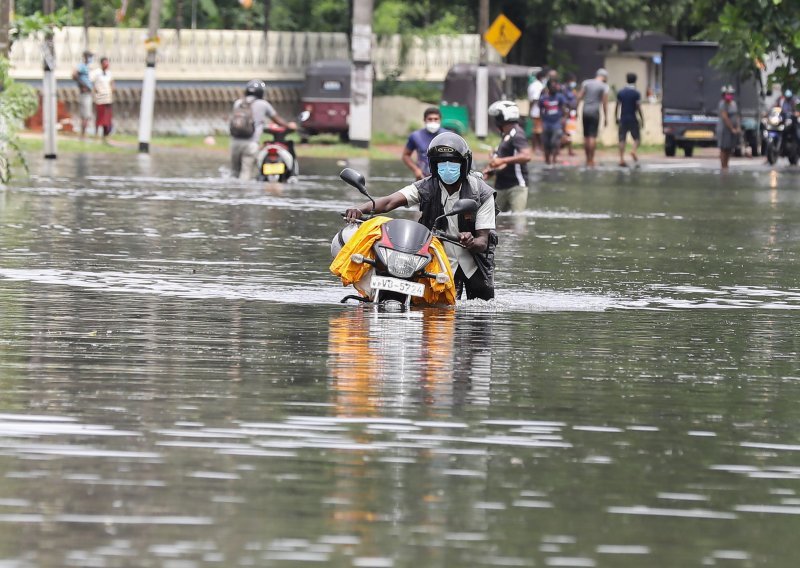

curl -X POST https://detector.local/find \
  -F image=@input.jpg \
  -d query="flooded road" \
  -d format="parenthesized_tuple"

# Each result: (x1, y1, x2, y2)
(1, 152, 800, 567)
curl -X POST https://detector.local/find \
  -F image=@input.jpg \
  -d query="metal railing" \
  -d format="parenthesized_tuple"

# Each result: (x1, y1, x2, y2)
(9, 27, 499, 82)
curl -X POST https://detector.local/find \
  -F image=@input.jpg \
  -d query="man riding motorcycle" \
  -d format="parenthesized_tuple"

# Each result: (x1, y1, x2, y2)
(229, 79, 297, 180)
(345, 132, 498, 300)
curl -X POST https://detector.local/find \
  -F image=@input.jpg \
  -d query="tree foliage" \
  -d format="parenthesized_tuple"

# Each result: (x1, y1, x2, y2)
(700, 0, 800, 91)
(0, 56, 39, 183)
(9, 0, 794, 87)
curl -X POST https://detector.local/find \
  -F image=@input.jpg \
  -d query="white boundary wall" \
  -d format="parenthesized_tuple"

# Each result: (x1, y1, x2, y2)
(9, 27, 499, 82)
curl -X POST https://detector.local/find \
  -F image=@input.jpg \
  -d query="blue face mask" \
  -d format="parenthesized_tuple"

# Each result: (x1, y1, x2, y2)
(437, 161, 461, 185)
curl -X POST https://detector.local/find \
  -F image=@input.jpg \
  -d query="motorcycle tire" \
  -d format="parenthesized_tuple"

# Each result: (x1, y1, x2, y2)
(766, 141, 778, 165)
(376, 290, 410, 310)
(790, 152, 799, 166)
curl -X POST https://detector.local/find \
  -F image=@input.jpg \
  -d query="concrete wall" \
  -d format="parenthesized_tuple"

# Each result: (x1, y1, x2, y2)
(372, 96, 432, 137)
(10, 26, 499, 83)
(596, 102, 664, 146)
(516, 96, 664, 146)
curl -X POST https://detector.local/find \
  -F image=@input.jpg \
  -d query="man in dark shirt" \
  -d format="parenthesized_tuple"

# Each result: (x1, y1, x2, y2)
(483, 100, 532, 213)
(402, 107, 443, 179)
(539, 81, 568, 165)
(616, 72, 645, 167)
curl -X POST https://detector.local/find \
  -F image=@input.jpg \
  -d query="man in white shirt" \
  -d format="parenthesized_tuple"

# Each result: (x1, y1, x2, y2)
(527, 69, 546, 154)
(345, 132, 497, 300)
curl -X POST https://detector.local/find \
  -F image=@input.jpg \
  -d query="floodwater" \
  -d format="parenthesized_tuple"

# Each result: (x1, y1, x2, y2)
(1, 151, 800, 567)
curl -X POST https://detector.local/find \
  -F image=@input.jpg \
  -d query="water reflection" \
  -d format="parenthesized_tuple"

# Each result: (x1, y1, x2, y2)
(328, 309, 500, 414)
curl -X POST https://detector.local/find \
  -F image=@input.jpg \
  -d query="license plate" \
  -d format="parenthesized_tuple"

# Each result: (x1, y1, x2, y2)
(371, 275, 426, 298)
(684, 130, 714, 140)
(262, 162, 286, 175)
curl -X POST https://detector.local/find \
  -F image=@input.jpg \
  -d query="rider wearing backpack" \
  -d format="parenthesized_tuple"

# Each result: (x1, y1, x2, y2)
(229, 79, 297, 180)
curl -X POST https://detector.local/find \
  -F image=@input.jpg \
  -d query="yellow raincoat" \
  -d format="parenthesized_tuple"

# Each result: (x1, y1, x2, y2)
(330, 216, 457, 306)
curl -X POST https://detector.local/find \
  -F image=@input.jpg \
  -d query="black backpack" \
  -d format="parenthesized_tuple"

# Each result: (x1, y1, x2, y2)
(229, 98, 255, 139)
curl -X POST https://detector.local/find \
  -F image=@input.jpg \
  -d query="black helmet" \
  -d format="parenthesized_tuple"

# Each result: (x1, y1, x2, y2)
(245, 79, 266, 99)
(427, 132, 473, 184)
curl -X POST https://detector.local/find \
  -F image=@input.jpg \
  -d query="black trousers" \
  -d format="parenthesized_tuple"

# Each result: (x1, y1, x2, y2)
(455, 267, 495, 301)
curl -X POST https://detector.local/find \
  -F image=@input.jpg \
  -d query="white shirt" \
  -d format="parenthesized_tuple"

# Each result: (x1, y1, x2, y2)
(399, 181, 496, 278)
(90, 68, 113, 105)
(528, 79, 543, 118)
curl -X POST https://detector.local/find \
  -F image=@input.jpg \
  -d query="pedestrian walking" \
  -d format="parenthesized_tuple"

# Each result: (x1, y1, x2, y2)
(615, 72, 644, 167)
(483, 100, 532, 213)
(71, 50, 93, 139)
(561, 74, 578, 157)
(229, 79, 296, 180)
(717, 85, 741, 171)
(539, 81, 568, 166)
(527, 70, 546, 154)
(90, 57, 114, 144)
(402, 107, 442, 180)
(577, 68, 610, 167)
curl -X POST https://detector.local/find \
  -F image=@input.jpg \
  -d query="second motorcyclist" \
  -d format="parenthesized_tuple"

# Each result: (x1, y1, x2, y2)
(345, 132, 498, 300)
(229, 79, 297, 181)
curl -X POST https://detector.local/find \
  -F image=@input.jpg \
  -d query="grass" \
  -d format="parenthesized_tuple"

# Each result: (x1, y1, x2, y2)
(17, 130, 664, 160)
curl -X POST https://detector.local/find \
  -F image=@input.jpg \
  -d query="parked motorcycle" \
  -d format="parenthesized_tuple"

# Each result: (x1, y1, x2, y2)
(763, 106, 800, 166)
(330, 168, 478, 309)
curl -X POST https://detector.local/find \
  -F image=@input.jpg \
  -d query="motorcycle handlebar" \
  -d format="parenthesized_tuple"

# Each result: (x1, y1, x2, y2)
(433, 230, 467, 248)
(339, 212, 370, 223)
(335, 215, 466, 247)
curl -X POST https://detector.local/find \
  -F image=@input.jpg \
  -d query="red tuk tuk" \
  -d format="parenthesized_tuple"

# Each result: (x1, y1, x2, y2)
(299, 59, 352, 141)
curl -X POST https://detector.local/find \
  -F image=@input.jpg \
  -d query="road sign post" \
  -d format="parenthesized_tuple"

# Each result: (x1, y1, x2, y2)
(484, 14, 521, 59)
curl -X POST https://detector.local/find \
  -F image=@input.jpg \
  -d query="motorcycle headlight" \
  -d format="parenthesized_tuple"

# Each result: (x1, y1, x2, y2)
(380, 248, 429, 278)
(768, 115, 781, 126)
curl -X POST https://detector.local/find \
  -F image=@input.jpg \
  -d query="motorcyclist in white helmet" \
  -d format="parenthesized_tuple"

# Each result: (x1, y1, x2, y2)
(483, 100, 532, 213)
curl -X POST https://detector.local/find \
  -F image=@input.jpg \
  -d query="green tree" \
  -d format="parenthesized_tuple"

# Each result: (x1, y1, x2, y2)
(700, 0, 800, 90)
(1, 7, 69, 184)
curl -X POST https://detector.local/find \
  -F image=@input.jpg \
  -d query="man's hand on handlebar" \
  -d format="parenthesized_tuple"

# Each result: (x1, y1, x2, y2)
(459, 232, 475, 249)
(345, 208, 363, 222)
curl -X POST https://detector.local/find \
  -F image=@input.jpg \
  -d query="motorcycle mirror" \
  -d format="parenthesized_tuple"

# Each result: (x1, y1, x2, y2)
(432, 199, 479, 229)
(446, 199, 480, 216)
(340, 168, 375, 211)
(340, 168, 368, 194)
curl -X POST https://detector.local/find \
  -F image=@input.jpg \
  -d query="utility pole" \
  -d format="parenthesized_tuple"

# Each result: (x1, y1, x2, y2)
(176, 0, 183, 38)
(348, 0, 373, 147)
(42, 0, 57, 159)
(82, 0, 89, 49)
(137, 0, 162, 153)
(475, 0, 489, 139)
(262, 0, 270, 34)
(1, 0, 10, 58)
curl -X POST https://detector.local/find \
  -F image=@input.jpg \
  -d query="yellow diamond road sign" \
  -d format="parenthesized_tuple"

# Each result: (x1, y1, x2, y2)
(484, 14, 521, 57)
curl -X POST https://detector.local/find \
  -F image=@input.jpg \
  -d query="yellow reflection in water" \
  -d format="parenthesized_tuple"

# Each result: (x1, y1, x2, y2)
(327, 309, 457, 415)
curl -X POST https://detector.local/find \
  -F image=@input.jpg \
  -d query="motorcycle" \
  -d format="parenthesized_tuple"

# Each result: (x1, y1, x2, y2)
(763, 106, 800, 166)
(256, 111, 309, 183)
(330, 168, 479, 310)
(256, 124, 299, 182)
